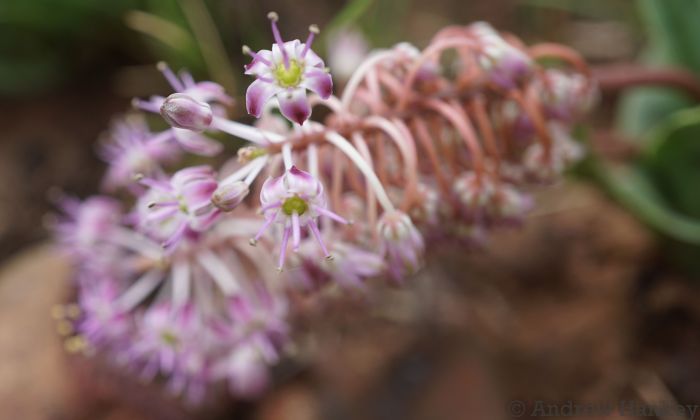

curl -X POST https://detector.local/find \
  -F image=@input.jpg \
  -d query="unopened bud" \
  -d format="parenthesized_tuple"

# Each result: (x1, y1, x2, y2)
(211, 180, 249, 211)
(160, 93, 213, 132)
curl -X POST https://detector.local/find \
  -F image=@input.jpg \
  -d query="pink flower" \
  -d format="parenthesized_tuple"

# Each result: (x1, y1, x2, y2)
(377, 211, 425, 281)
(468, 22, 532, 89)
(129, 303, 199, 381)
(137, 166, 220, 247)
(99, 115, 180, 192)
(77, 278, 131, 347)
(244, 12, 332, 124)
(133, 64, 230, 156)
(52, 195, 121, 253)
(251, 166, 347, 269)
(327, 27, 369, 81)
(537, 69, 598, 124)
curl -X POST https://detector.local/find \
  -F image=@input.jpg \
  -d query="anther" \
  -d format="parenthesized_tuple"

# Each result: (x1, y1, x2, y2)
(267, 11, 279, 22)
(57, 320, 73, 336)
(65, 304, 81, 319)
(51, 305, 65, 320)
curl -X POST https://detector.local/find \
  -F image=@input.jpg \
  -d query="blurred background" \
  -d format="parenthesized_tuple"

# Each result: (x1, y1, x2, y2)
(2, 0, 700, 419)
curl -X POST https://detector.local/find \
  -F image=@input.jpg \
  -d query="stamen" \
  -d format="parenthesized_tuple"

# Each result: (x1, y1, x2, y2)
(242, 45, 272, 66)
(292, 212, 301, 250)
(156, 61, 185, 92)
(253, 213, 277, 242)
(161, 222, 187, 248)
(147, 201, 178, 209)
(278, 226, 291, 269)
(313, 205, 349, 224)
(268, 11, 289, 68)
(131, 98, 160, 114)
(308, 219, 330, 258)
(302, 24, 319, 57)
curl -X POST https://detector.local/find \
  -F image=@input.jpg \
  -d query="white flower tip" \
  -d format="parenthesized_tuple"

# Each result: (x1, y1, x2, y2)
(267, 11, 279, 22)
(130, 98, 140, 108)
(324, 254, 334, 262)
(156, 61, 168, 72)
(347, 219, 355, 226)
(133, 173, 145, 181)
(309, 24, 320, 34)
(276, 266, 283, 273)
(242, 45, 251, 55)
(249, 238, 257, 247)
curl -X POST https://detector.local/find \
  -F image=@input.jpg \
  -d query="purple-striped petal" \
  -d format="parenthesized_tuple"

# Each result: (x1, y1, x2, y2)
(278, 88, 311, 125)
(246, 79, 281, 118)
(302, 68, 333, 99)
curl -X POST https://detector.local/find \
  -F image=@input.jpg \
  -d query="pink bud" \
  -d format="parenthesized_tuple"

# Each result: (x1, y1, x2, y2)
(160, 93, 213, 132)
(212, 180, 250, 212)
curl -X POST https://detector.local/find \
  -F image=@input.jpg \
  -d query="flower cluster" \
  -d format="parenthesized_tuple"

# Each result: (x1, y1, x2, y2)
(50, 15, 595, 404)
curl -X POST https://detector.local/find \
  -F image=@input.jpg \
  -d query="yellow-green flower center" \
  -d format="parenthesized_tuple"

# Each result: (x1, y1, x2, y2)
(161, 330, 179, 347)
(282, 195, 308, 216)
(274, 59, 303, 88)
(177, 195, 189, 214)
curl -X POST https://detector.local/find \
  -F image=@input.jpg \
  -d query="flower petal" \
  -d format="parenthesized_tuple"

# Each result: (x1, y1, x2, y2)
(246, 79, 281, 118)
(272, 40, 301, 65)
(302, 68, 333, 99)
(278, 88, 311, 125)
(244, 49, 273, 75)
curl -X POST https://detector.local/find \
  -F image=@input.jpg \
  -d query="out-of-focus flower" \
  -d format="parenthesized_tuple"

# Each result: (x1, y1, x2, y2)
(469, 22, 532, 89)
(537, 69, 598, 124)
(327, 27, 369, 81)
(377, 210, 425, 281)
(52, 196, 121, 254)
(76, 278, 130, 346)
(137, 166, 220, 247)
(244, 12, 332, 124)
(99, 115, 180, 192)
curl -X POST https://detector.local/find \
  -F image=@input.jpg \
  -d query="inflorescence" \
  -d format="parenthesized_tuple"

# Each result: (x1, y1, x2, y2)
(49, 14, 595, 403)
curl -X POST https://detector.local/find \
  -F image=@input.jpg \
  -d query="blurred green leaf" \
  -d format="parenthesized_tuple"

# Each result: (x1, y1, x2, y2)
(618, 0, 700, 139)
(644, 106, 700, 219)
(326, 0, 375, 33)
(591, 161, 700, 245)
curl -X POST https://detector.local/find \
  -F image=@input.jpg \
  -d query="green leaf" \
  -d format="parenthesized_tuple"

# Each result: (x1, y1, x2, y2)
(617, 0, 700, 139)
(644, 107, 700, 219)
(591, 161, 700, 245)
(326, 0, 375, 34)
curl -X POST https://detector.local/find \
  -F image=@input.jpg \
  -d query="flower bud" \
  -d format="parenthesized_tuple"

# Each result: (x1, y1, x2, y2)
(160, 93, 213, 132)
(377, 210, 425, 281)
(212, 180, 249, 212)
